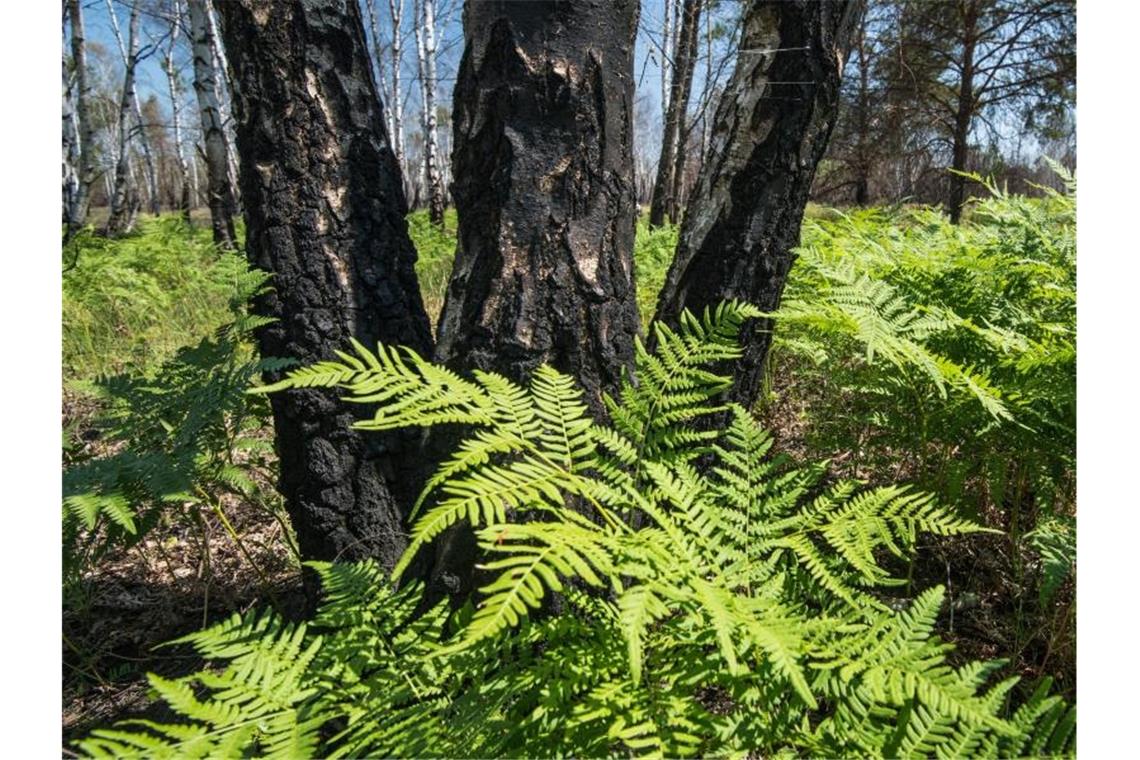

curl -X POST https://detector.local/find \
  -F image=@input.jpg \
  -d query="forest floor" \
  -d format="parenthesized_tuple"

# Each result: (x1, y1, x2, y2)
(61, 388, 303, 748)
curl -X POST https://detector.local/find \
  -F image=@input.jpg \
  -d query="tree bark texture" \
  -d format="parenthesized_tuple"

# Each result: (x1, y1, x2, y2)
(189, 0, 238, 249)
(414, 0, 446, 225)
(105, 4, 142, 237)
(437, 0, 642, 419)
(67, 0, 97, 232)
(215, 0, 434, 570)
(654, 0, 855, 410)
(649, 0, 701, 227)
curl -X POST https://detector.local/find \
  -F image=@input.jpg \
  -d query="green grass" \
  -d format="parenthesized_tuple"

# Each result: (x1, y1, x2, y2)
(63, 216, 250, 381)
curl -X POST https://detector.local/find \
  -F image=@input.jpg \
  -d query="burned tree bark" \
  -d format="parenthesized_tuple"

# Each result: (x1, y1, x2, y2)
(188, 0, 238, 249)
(654, 0, 855, 410)
(215, 0, 433, 570)
(437, 0, 642, 418)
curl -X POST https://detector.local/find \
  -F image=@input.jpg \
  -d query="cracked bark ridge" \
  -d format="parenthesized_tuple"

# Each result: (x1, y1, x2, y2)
(437, 0, 642, 420)
(654, 0, 855, 411)
(215, 0, 433, 571)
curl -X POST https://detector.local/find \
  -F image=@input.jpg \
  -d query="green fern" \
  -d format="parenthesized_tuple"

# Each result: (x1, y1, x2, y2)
(82, 301, 1075, 759)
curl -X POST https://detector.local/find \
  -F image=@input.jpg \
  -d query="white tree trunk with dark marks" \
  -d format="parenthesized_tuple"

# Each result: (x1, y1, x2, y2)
(166, 0, 193, 220)
(188, 0, 237, 248)
(106, 3, 143, 236)
(414, 0, 446, 225)
(67, 0, 97, 232)
(105, 0, 161, 216)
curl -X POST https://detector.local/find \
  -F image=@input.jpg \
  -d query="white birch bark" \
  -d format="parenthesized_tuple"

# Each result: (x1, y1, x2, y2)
(106, 3, 142, 235)
(63, 55, 80, 223)
(187, 0, 237, 247)
(204, 0, 241, 213)
(414, 0, 445, 225)
(662, 0, 673, 121)
(105, 0, 160, 215)
(388, 0, 408, 186)
(67, 0, 97, 230)
(165, 0, 193, 218)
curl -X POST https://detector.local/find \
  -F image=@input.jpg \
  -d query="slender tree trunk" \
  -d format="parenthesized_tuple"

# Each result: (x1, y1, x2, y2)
(649, 0, 701, 227)
(654, 0, 855, 410)
(63, 57, 80, 225)
(105, 0, 161, 216)
(364, 0, 391, 136)
(414, 0, 446, 225)
(661, 0, 673, 122)
(947, 1, 977, 224)
(214, 0, 433, 571)
(166, 0, 193, 222)
(68, 0, 97, 233)
(388, 0, 408, 191)
(205, 0, 242, 217)
(188, 0, 238, 248)
(106, 5, 143, 236)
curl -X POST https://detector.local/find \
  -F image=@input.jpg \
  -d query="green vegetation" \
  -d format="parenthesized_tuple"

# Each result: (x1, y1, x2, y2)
(63, 216, 250, 380)
(64, 183, 1076, 755)
(77, 303, 1074, 758)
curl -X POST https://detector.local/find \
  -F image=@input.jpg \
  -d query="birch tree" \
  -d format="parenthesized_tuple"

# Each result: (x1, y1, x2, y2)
(105, 3, 143, 236)
(388, 0, 408, 183)
(63, 50, 80, 225)
(649, 0, 702, 227)
(164, 0, 194, 220)
(654, 0, 856, 409)
(413, 0, 445, 225)
(214, 0, 433, 571)
(187, 0, 237, 248)
(67, 0, 98, 233)
(204, 0, 241, 215)
(105, 0, 161, 216)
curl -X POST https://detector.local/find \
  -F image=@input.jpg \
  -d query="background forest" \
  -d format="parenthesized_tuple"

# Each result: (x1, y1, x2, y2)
(50, 0, 1089, 757)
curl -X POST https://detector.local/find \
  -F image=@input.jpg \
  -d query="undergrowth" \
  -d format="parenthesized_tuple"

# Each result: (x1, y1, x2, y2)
(77, 303, 1075, 759)
(63, 216, 249, 380)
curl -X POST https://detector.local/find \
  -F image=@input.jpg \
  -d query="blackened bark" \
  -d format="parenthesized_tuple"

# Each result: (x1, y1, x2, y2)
(649, 0, 702, 227)
(427, 0, 642, 601)
(654, 0, 855, 410)
(947, 1, 978, 225)
(437, 0, 642, 419)
(215, 0, 434, 571)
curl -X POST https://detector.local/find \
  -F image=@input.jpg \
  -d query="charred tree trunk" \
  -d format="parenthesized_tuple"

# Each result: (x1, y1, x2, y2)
(429, 0, 642, 599)
(105, 4, 142, 237)
(654, 0, 855, 410)
(215, 0, 434, 571)
(947, 1, 978, 224)
(188, 0, 238, 249)
(438, 0, 642, 418)
(649, 0, 701, 227)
